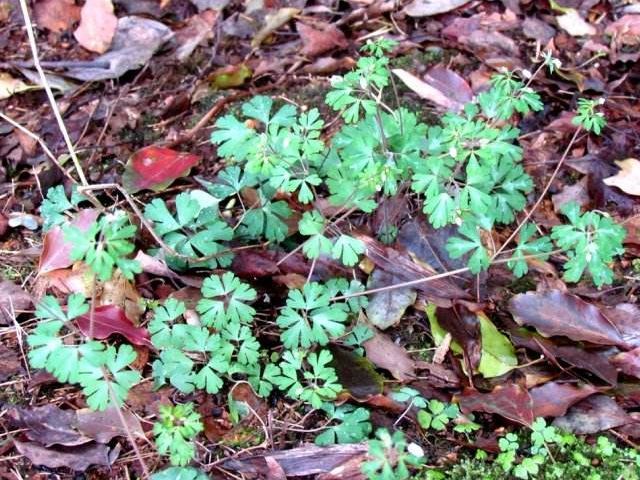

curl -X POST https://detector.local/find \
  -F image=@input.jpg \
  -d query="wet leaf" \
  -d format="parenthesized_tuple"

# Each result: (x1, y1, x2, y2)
(76, 305, 151, 347)
(457, 384, 534, 426)
(0, 280, 32, 325)
(14, 440, 116, 472)
(329, 345, 384, 400)
(603, 158, 640, 196)
(436, 305, 481, 373)
(74, 0, 117, 53)
(366, 270, 417, 330)
(509, 290, 627, 348)
(122, 146, 201, 193)
(363, 329, 415, 381)
(38, 209, 100, 275)
(552, 395, 634, 434)
(530, 382, 597, 418)
(611, 347, 640, 379)
(297, 21, 347, 58)
(404, 0, 469, 17)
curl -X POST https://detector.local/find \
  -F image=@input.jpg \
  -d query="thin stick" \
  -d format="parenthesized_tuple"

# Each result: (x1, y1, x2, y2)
(17, 0, 89, 187)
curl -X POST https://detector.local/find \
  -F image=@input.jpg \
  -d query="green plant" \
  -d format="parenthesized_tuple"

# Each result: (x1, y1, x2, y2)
(573, 98, 607, 134)
(153, 403, 204, 466)
(315, 403, 372, 445)
(151, 467, 208, 480)
(27, 294, 141, 410)
(361, 428, 423, 480)
(39, 185, 84, 232)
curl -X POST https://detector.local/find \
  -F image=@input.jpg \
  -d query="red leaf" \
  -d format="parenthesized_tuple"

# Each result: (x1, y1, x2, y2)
(75, 305, 151, 347)
(612, 347, 640, 379)
(530, 382, 597, 418)
(457, 384, 534, 426)
(38, 209, 99, 275)
(122, 146, 200, 193)
(509, 290, 628, 349)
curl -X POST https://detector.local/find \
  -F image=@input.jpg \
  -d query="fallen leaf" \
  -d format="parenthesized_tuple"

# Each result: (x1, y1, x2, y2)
(477, 313, 517, 378)
(329, 345, 385, 400)
(0, 72, 33, 100)
(522, 17, 556, 43)
(363, 329, 415, 381)
(552, 395, 634, 434)
(224, 444, 368, 477)
(365, 270, 417, 330)
(605, 14, 640, 46)
(75, 407, 145, 443)
(175, 10, 218, 62)
(435, 305, 481, 373)
(0, 280, 32, 325)
(38, 209, 99, 275)
(603, 303, 640, 348)
(66, 16, 174, 81)
(611, 347, 640, 379)
(530, 382, 598, 418)
(75, 305, 151, 347)
(556, 9, 596, 37)
(0, 343, 23, 382)
(552, 177, 589, 211)
(297, 21, 348, 58)
(134, 251, 203, 288)
(511, 329, 618, 386)
(603, 158, 640, 196)
(209, 63, 252, 89)
(74, 0, 118, 53)
(392, 68, 468, 112)
(302, 56, 355, 75)
(457, 384, 534, 426)
(404, 0, 469, 17)
(252, 8, 299, 48)
(14, 440, 116, 472)
(34, 0, 81, 32)
(122, 146, 201, 193)
(509, 290, 627, 348)
(14, 405, 91, 447)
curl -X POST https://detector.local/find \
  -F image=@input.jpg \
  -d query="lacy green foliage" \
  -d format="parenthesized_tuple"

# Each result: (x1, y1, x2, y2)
(144, 191, 233, 269)
(151, 467, 208, 480)
(425, 419, 640, 480)
(209, 39, 623, 286)
(362, 429, 423, 480)
(64, 211, 141, 281)
(315, 403, 372, 445)
(27, 295, 141, 411)
(153, 403, 203, 466)
(390, 387, 472, 433)
(39, 185, 84, 232)
(551, 202, 626, 287)
(197, 272, 257, 328)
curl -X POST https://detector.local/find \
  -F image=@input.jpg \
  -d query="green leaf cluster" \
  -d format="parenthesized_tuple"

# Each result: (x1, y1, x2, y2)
(153, 403, 203, 466)
(361, 428, 423, 480)
(39, 185, 84, 232)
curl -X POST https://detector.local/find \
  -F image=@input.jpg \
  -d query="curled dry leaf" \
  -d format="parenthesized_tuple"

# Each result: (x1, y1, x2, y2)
(297, 21, 348, 58)
(509, 290, 628, 349)
(122, 146, 201, 193)
(603, 158, 640, 196)
(363, 329, 415, 381)
(0, 72, 33, 100)
(74, 0, 118, 53)
(457, 384, 534, 426)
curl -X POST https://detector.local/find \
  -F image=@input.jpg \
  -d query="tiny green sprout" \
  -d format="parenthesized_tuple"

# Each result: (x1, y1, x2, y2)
(361, 428, 423, 480)
(573, 97, 607, 134)
(153, 403, 203, 467)
(541, 50, 561, 74)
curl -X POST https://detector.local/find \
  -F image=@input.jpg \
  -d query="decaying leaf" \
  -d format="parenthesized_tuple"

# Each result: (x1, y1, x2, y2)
(404, 0, 469, 18)
(74, 0, 117, 53)
(34, 0, 81, 32)
(530, 382, 597, 418)
(14, 440, 117, 472)
(329, 345, 385, 400)
(363, 329, 415, 381)
(209, 63, 252, 89)
(556, 9, 596, 37)
(0, 72, 34, 100)
(175, 10, 218, 62)
(251, 8, 300, 48)
(393, 66, 471, 112)
(509, 290, 628, 348)
(122, 146, 201, 193)
(457, 384, 534, 426)
(392, 68, 466, 112)
(603, 158, 640, 196)
(75, 305, 152, 347)
(552, 395, 635, 434)
(0, 280, 32, 325)
(365, 270, 416, 330)
(297, 21, 348, 58)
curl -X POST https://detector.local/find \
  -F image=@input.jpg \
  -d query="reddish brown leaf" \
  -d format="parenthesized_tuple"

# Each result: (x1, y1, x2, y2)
(14, 440, 115, 471)
(612, 347, 640, 379)
(297, 22, 348, 58)
(530, 382, 598, 418)
(363, 330, 415, 381)
(0, 280, 32, 325)
(603, 303, 640, 348)
(509, 290, 628, 349)
(511, 329, 618, 386)
(121, 146, 201, 193)
(34, 0, 81, 32)
(457, 384, 534, 426)
(75, 305, 151, 347)
(436, 305, 481, 372)
(552, 395, 635, 434)
(38, 209, 99, 275)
